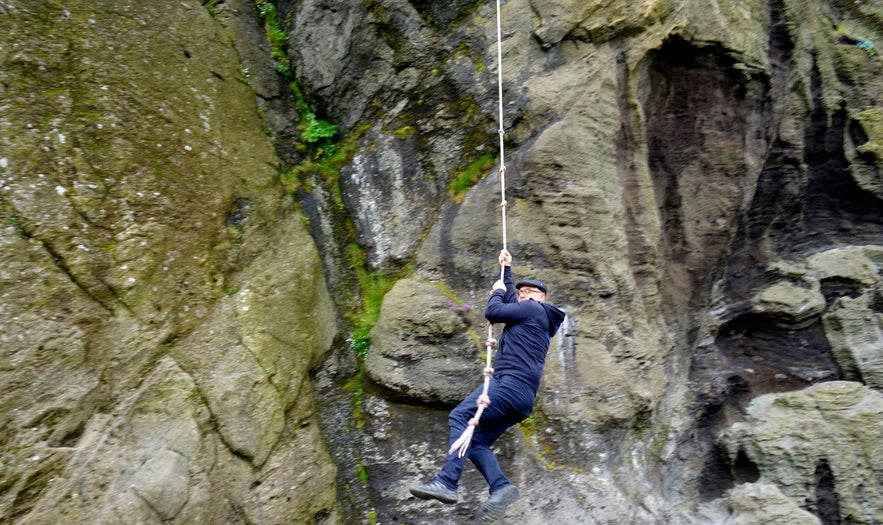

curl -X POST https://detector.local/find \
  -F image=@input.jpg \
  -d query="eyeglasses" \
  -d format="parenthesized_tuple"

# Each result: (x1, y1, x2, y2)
(518, 288, 542, 296)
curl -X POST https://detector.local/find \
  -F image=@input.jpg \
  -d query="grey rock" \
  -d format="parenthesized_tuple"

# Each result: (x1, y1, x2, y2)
(720, 382, 883, 525)
(366, 278, 481, 405)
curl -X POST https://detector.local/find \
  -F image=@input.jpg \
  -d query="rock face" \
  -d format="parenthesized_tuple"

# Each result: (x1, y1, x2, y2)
(0, 1, 338, 523)
(2, 0, 883, 525)
(365, 278, 481, 405)
(720, 382, 883, 524)
(296, 0, 883, 523)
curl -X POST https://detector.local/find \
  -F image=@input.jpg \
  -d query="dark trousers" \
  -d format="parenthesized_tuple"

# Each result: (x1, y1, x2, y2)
(435, 375, 535, 493)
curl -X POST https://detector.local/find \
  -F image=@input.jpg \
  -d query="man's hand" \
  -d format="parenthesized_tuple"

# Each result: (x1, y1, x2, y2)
(477, 394, 491, 408)
(498, 249, 512, 267)
(492, 279, 506, 292)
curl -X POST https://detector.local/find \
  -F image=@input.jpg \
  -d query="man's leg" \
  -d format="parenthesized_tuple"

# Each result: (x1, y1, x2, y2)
(445, 376, 533, 491)
(467, 424, 512, 492)
(434, 385, 483, 490)
(467, 383, 531, 490)
(411, 376, 532, 508)
(410, 384, 483, 502)
(468, 377, 534, 521)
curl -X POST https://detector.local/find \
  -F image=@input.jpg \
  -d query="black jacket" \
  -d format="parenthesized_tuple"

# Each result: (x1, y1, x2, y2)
(485, 267, 566, 393)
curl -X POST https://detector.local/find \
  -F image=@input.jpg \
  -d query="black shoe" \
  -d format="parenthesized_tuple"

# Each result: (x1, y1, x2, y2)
(409, 479, 458, 504)
(477, 484, 519, 522)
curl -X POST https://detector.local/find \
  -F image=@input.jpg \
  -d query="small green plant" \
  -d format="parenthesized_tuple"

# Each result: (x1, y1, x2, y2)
(344, 243, 400, 358)
(288, 82, 339, 150)
(280, 167, 299, 193)
(301, 112, 339, 143)
(256, 0, 292, 77)
(351, 329, 371, 358)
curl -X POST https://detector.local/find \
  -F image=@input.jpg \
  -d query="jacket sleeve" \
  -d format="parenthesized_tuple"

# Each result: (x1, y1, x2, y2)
(502, 266, 516, 303)
(485, 297, 532, 324)
(485, 267, 528, 323)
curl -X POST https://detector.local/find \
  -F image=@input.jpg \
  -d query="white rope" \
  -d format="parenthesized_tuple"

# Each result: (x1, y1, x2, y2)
(449, 0, 508, 459)
(496, 0, 508, 269)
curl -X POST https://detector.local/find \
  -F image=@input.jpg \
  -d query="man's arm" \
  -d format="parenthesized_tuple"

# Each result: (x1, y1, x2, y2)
(486, 250, 524, 322)
(491, 249, 516, 303)
(485, 293, 530, 323)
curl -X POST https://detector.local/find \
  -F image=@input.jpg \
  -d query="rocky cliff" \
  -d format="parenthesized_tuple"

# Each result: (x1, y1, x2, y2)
(1, 0, 882, 524)
(0, 1, 338, 523)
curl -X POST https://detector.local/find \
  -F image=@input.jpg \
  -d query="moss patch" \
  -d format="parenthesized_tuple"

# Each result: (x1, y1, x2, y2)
(449, 153, 496, 202)
(854, 106, 883, 160)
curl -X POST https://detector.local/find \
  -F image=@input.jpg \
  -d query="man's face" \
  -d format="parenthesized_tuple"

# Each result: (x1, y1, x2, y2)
(517, 286, 546, 303)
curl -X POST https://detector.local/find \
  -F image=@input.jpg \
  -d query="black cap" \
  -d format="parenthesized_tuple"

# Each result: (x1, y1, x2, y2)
(515, 279, 547, 294)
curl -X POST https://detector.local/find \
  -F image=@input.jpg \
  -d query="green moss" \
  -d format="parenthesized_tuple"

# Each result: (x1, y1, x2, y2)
(7, 214, 24, 235)
(71, 86, 101, 121)
(342, 367, 366, 429)
(345, 243, 402, 358)
(519, 413, 537, 439)
(450, 1, 484, 27)
(449, 153, 495, 202)
(256, 0, 292, 78)
(341, 240, 416, 363)
(204, 0, 223, 15)
(38, 88, 67, 98)
(356, 461, 370, 484)
(280, 167, 299, 193)
(518, 409, 559, 469)
(393, 125, 417, 139)
(854, 107, 883, 160)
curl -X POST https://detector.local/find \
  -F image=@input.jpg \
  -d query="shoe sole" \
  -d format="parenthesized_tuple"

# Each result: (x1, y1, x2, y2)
(409, 485, 458, 504)
(477, 485, 519, 522)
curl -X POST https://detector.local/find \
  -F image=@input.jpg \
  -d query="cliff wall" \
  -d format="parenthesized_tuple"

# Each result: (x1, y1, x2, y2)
(1, 0, 882, 524)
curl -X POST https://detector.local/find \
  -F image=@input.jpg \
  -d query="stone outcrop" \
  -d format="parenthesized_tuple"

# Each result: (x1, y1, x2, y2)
(700, 483, 823, 525)
(720, 382, 883, 525)
(813, 246, 883, 389)
(365, 278, 481, 405)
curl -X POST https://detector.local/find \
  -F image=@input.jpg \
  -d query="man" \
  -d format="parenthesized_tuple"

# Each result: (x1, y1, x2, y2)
(409, 249, 567, 522)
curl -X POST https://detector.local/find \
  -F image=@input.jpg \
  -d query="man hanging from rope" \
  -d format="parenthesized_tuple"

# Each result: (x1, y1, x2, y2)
(409, 248, 567, 522)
